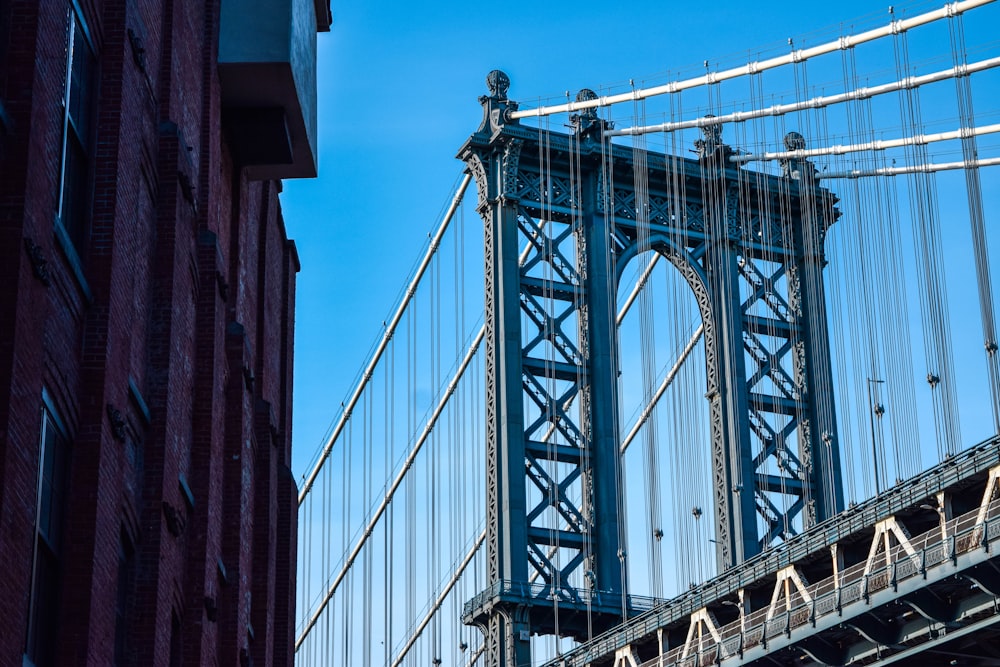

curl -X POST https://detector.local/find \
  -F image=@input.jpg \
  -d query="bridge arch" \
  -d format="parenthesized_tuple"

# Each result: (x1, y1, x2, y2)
(615, 233, 718, 396)
(614, 239, 718, 593)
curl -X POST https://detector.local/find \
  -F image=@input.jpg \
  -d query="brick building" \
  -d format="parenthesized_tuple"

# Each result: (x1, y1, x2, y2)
(0, 1, 329, 665)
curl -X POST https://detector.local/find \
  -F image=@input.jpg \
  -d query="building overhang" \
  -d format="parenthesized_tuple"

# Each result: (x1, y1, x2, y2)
(219, 0, 330, 179)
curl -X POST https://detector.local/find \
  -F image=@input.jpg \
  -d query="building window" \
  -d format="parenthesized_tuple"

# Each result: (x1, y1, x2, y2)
(24, 404, 71, 667)
(114, 529, 135, 667)
(169, 612, 182, 667)
(57, 9, 97, 254)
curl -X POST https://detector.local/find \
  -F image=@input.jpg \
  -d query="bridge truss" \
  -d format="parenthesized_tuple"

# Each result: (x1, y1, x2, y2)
(461, 70, 847, 665)
(555, 434, 1000, 667)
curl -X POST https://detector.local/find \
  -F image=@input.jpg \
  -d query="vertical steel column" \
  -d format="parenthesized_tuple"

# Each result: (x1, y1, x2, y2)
(460, 75, 629, 666)
(787, 153, 844, 524)
(576, 113, 626, 597)
(700, 147, 760, 567)
(471, 72, 531, 667)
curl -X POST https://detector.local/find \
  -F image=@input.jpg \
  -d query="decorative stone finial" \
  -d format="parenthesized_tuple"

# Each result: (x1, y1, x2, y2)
(694, 115, 725, 158)
(571, 88, 612, 138)
(474, 70, 518, 134)
(576, 88, 598, 120)
(784, 131, 806, 151)
(486, 70, 510, 100)
(781, 131, 813, 180)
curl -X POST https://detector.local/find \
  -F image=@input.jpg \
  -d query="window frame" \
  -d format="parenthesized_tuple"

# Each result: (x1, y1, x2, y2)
(24, 393, 72, 667)
(55, 5, 97, 259)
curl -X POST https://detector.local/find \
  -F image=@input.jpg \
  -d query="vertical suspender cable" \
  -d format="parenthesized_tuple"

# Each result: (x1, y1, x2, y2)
(389, 530, 487, 667)
(298, 174, 472, 504)
(294, 329, 486, 649)
(892, 14, 963, 460)
(949, 13, 1000, 431)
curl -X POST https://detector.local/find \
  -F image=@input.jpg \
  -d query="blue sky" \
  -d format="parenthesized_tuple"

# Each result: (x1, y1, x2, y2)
(282, 2, 1000, 661)
(280, 0, 930, 478)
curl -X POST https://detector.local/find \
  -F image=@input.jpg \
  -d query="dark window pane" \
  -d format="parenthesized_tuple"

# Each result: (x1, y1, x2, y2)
(36, 411, 69, 550)
(36, 424, 55, 542)
(60, 132, 90, 252)
(114, 532, 135, 667)
(58, 11, 96, 254)
(26, 543, 59, 666)
(67, 20, 95, 137)
(169, 613, 182, 667)
(26, 407, 71, 665)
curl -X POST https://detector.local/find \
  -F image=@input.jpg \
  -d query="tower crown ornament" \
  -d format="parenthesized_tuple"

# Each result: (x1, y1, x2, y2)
(570, 88, 612, 138)
(784, 131, 807, 151)
(486, 70, 510, 99)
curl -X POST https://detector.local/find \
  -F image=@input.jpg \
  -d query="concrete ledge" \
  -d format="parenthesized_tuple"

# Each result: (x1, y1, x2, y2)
(219, 0, 320, 179)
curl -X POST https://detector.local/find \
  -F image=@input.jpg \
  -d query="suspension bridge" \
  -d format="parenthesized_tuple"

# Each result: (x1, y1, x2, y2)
(293, 1, 1000, 665)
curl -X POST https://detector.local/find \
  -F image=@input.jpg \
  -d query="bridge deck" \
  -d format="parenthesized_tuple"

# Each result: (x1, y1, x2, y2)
(549, 435, 1000, 667)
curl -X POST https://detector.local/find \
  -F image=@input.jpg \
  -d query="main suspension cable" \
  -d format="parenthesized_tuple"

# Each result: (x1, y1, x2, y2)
(299, 173, 471, 504)
(620, 324, 705, 454)
(510, 0, 994, 121)
(607, 55, 1000, 139)
(822, 156, 1000, 178)
(389, 530, 486, 667)
(295, 328, 485, 650)
(731, 123, 1000, 164)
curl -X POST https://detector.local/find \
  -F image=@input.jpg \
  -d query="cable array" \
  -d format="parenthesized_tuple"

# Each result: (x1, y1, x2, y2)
(294, 1, 999, 664)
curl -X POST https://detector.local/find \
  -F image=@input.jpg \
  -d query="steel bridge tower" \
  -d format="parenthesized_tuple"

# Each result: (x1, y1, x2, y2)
(460, 71, 844, 667)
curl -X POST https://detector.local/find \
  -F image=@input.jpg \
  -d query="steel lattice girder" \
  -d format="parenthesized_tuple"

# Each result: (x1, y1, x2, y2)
(460, 73, 844, 666)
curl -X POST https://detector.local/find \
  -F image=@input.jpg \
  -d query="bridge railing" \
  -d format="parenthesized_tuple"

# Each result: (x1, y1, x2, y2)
(644, 497, 1000, 666)
(550, 436, 1000, 667)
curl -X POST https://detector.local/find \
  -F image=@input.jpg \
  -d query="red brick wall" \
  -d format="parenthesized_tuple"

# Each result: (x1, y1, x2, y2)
(0, 1, 300, 665)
